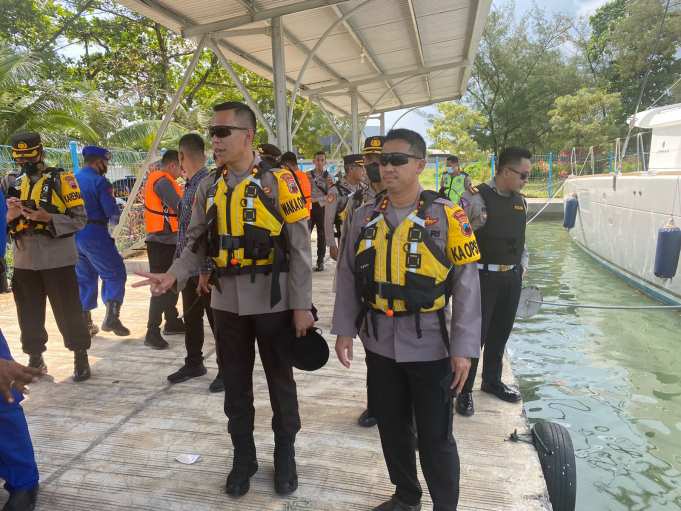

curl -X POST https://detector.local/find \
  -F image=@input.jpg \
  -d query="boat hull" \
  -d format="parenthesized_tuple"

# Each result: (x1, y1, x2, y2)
(563, 173, 681, 305)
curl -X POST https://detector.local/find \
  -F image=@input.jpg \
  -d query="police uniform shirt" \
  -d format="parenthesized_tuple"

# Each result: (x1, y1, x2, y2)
(76, 166, 119, 223)
(461, 178, 529, 269)
(12, 172, 87, 271)
(307, 169, 330, 206)
(323, 179, 362, 248)
(170, 153, 312, 315)
(331, 190, 482, 362)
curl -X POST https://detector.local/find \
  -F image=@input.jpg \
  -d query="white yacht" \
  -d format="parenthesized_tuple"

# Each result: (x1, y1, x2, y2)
(562, 103, 681, 305)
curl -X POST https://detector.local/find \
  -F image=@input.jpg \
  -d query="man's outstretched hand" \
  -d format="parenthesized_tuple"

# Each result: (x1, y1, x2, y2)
(132, 271, 177, 296)
(0, 359, 43, 403)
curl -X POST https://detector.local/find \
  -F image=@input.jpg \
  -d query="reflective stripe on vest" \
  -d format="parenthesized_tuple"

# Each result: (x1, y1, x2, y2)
(144, 171, 182, 234)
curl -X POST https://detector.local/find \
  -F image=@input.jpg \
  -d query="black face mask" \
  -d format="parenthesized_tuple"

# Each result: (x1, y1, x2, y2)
(22, 161, 42, 175)
(365, 162, 381, 183)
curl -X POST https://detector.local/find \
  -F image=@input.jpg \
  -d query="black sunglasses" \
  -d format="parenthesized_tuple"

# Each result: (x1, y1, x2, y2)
(379, 152, 423, 167)
(208, 125, 250, 138)
(506, 166, 530, 180)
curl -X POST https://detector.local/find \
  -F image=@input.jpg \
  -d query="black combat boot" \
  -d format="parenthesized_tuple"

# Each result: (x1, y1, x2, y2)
(2, 484, 39, 511)
(225, 435, 258, 497)
(101, 302, 130, 336)
(209, 374, 225, 393)
(274, 434, 298, 495)
(357, 408, 377, 428)
(144, 328, 169, 350)
(27, 354, 46, 373)
(72, 350, 91, 382)
(163, 317, 185, 335)
(83, 311, 99, 337)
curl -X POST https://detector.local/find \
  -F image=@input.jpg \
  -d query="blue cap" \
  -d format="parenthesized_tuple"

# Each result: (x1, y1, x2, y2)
(82, 145, 111, 160)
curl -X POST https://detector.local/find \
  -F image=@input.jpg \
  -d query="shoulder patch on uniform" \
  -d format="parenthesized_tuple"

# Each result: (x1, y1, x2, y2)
(59, 172, 84, 208)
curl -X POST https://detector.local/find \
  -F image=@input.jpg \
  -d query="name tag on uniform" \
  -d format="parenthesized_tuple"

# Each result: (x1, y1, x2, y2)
(514, 205, 525, 211)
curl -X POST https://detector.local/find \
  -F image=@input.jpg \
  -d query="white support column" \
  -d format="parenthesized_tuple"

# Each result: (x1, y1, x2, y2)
(351, 89, 359, 153)
(209, 40, 276, 142)
(114, 35, 207, 241)
(379, 112, 385, 136)
(271, 16, 290, 150)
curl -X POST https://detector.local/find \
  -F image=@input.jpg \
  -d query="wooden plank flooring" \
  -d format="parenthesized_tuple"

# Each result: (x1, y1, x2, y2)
(0, 250, 550, 511)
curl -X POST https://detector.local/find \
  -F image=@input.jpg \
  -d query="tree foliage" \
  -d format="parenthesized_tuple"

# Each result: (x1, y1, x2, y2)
(426, 102, 487, 161)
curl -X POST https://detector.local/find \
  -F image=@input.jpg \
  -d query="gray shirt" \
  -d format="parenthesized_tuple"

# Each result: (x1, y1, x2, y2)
(461, 178, 529, 269)
(307, 169, 331, 205)
(11, 172, 87, 270)
(331, 191, 482, 362)
(146, 176, 181, 245)
(324, 179, 362, 248)
(169, 153, 312, 315)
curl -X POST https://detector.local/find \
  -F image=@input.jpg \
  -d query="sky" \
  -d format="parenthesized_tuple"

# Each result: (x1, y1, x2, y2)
(381, 0, 611, 142)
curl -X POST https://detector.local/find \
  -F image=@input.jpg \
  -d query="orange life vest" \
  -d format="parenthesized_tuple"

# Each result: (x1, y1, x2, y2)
(294, 170, 312, 212)
(144, 170, 183, 234)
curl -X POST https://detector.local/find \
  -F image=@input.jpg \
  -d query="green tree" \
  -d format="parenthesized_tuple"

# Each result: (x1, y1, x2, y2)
(465, 3, 584, 155)
(548, 87, 623, 149)
(426, 102, 487, 161)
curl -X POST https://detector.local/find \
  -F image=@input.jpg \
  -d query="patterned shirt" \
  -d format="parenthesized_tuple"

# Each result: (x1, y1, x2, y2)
(175, 167, 210, 268)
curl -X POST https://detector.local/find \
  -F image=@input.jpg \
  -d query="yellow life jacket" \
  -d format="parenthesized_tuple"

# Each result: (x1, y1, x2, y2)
(354, 190, 480, 342)
(204, 163, 309, 306)
(9, 168, 84, 238)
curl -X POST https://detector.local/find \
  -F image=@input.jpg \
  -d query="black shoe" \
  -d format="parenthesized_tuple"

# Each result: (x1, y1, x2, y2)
(101, 302, 130, 336)
(455, 391, 474, 417)
(73, 350, 91, 382)
(372, 496, 421, 511)
(481, 381, 522, 403)
(357, 409, 377, 427)
(167, 363, 207, 384)
(144, 329, 169, 350)
(274, 435, 298, 495)
(313, 261, 324, 272)
(225, 435, 258, 497)
(27, 354, 46, 373)
(163, 318, 185, 335)
(83, 311, 99, 337)
(2, 484, 39, 511)
(209, 374, 225, 393)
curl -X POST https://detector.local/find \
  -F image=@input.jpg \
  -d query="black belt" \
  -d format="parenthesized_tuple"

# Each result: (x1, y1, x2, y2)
(87, 219, 108, 226)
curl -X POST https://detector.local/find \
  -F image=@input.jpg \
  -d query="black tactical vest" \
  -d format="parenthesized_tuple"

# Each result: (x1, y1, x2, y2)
(475, 183, 526, 265)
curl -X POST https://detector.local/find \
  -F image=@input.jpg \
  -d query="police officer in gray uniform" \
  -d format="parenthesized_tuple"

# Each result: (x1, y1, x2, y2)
(324, 154, 365, 261)
(333, 129, 482, 511)
(455, 147, 530, 417)
(134, 101, 314, 498)
(307, 151, 333, 271)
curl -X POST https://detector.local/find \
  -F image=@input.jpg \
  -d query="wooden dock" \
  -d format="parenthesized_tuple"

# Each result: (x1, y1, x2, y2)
(0, 250, 550, 511)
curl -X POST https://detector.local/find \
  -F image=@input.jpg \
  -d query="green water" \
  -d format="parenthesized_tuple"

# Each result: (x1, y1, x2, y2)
(511, 221, 681, 511)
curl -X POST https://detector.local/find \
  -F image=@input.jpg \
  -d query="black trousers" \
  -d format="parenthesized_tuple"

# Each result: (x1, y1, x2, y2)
(309, 203, 326, 264)
(366, 350, 459, 511)
(463, 267, 523, 392)
(213, 309, 300, 437)
(182, 276, 216, 367)
(146, 241, 180, 330)
(12, 266, 91, 355)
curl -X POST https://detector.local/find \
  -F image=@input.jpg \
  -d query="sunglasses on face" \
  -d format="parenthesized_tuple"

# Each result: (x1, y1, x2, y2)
(379, 152, 423, 167)
(208, 125, 250, 138)
(506, 166, 530, 180)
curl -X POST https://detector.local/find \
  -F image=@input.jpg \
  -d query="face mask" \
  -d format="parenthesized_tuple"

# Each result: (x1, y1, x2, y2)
(22, 161, 42, 175)
(365, 162, 381, 183)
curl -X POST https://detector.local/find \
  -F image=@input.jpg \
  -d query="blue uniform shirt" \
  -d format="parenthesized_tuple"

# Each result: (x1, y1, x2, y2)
(75, 166, 119, 225)
(0, 330, 22, 405)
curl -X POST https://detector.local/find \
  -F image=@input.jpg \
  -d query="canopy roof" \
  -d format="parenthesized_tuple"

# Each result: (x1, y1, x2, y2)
(118, 0, 491, 117)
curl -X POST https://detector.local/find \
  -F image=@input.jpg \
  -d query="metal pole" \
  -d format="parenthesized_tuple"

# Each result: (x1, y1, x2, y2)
(490, 154, 495, 178)
(271, 16, 290, 150)
(379, 112, 385, 136)
(210, 40, 276, 142)
(548, 152, 554, 198)
(351, 89, 359, 153)
(434, 157, 439, 192)
(590, 146, 595, 175)
(69, 140, 80, 173)
(114, 34, 207, 241)
(317, 99, 352, 153)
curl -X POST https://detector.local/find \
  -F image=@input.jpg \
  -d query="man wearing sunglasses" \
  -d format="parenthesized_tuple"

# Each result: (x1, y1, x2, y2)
(134, 101, 314, 498)
(324, 153, 366, 261)
(455, 147, 531, 418)
(333, 128, 482, 511)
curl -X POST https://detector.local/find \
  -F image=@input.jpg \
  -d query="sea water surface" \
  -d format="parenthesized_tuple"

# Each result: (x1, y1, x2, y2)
(510, 221, 681, 511)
